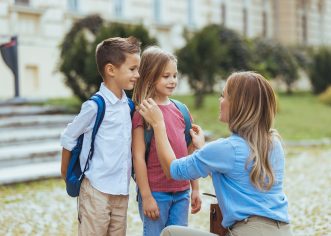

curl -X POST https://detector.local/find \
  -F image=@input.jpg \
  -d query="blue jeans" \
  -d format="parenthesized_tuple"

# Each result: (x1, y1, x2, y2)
(138, 190, 190, 236)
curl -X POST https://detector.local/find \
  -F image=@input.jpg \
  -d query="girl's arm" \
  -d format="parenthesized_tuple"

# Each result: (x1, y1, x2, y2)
(132, 126, 160, 220)
(188, 143, 202, 214)
(190, 179, 201, 214)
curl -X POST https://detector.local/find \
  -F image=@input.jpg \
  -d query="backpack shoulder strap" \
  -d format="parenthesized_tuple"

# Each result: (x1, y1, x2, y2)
(90, 94, 106, 142)
(127, 98, 135, 118)
(143, 99, 192, 165)
(170, 99, 192, 146)
(81, 94, 106, 174)
(144, 127, 154, 163)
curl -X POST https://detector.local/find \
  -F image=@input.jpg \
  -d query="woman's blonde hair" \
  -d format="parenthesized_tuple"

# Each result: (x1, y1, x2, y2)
(132, 46, 177, 107)
(225, 71, 278, 190)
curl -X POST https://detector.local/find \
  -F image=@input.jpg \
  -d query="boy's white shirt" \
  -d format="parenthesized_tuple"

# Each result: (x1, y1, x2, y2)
(60, 83, 132, 195)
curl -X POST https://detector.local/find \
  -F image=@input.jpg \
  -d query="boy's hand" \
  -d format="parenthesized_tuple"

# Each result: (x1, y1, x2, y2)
(190, 124, 205, 149)
(142, 195, 160, 220)
(190, 190, 202, 214)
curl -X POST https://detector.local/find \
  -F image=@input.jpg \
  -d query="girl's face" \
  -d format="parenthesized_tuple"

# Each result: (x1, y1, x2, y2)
(155, 60, 178, 99)
(219, 87, 230, 123)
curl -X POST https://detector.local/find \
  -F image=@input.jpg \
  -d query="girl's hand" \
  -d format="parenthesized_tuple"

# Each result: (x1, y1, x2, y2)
(190, 124, 205, 149)
(139, 98, 164, 128)
(142, 195, 160, 220)
(190, 190, 202, 214)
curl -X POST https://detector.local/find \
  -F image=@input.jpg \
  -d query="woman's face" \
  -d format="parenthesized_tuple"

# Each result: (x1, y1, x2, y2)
(219, 88, 229, 123)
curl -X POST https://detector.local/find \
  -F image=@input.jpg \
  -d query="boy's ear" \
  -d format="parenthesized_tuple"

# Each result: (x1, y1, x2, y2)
(104, 63, 116, 77)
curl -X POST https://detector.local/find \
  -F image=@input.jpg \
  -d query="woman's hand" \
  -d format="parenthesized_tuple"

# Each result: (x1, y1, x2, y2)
(138, 98, 164, 128)
(190, 190, 202, 214)
(190, 124, 205, 149)
(142, 195, 160, 220)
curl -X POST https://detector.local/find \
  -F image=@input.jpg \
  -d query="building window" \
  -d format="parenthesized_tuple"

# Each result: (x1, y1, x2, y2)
(154, 0, 161, 23)
(243, 8, 248, 37)
(188, 0, 195, 26)
(14, 0, 29, 6)
(68, 0, 79, 12)
(221, 3, 226, 26)
(114, 0, 124, 18)
(262, 11, 267, 37)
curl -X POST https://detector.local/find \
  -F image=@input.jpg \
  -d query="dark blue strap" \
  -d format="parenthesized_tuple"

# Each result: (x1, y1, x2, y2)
(144, 128, 154, 163)
(127, 98, 135, 118)
(170, 99, 192, 146)
(144, 99, 192, 164)
(81, 94, 106, 177)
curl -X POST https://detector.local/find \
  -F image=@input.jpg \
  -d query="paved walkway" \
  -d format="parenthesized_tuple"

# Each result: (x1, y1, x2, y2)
(0, 146, 330, 236)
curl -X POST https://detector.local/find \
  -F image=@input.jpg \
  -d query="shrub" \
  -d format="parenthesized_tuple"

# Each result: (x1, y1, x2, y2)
(58, 15, 157, 101)
(308, 47, 331, 94)
(318, 86, 331, 106)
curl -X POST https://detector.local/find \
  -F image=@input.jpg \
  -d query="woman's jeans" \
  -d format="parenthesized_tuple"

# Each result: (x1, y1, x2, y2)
(138, 190, 190, 236)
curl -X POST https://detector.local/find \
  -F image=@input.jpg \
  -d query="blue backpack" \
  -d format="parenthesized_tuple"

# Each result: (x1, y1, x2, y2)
(66, 94, 135, 197)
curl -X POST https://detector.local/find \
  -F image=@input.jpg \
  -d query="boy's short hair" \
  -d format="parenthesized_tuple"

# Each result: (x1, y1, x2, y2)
(96, 36, 141, 77)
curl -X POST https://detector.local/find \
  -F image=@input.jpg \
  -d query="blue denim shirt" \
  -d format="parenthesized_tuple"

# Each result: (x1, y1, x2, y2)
(170, 134, 290, 228)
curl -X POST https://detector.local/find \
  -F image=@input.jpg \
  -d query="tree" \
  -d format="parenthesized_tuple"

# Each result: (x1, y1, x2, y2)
(251, 38, 299, 94)
(308, 47, 331, 94)
(177, 24, 251, 108)
(59, 15, 157, 101)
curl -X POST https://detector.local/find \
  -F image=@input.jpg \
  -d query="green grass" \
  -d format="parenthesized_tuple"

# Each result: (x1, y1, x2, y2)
(174, 92, 331, 141)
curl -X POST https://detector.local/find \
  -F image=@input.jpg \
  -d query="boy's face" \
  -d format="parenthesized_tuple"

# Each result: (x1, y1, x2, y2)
(112, 53, 140, 90)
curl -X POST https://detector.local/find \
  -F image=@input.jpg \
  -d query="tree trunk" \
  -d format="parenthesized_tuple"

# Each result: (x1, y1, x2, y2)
(194, 91, 204, 109)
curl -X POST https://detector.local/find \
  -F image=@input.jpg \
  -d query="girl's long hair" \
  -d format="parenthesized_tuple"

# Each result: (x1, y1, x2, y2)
(226, 71, 278, 190)
(132, 46, 177, 127)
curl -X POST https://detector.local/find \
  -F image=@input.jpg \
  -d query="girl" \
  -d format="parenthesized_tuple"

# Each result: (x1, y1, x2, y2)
(138, 71, 293, 236)
(132, 46, 201, 236)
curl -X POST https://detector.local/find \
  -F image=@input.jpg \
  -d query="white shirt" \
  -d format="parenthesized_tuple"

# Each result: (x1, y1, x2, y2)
(61, 83, 132, 195)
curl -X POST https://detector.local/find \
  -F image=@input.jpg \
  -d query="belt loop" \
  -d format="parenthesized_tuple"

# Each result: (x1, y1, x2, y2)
(276, 221, 280, 228)
(244, 218, 248, 224)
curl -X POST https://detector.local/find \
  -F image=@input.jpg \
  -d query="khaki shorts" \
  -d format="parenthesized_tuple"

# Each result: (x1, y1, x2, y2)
(78, 178, 129, 236)
(227, 216, 293, 236)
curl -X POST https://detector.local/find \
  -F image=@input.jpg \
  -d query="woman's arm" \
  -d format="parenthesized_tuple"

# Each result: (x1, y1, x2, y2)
(138, 99, 205, 178)
(132, 126, 160, 220)
(138, 99, 176, 178)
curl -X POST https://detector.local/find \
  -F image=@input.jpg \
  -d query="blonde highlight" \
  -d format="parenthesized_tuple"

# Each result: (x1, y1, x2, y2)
(132, 46, 177, 127)
(226, 71, 278, 190)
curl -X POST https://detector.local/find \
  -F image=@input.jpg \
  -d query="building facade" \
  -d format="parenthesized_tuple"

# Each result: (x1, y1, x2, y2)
(1, 0, 331, 99)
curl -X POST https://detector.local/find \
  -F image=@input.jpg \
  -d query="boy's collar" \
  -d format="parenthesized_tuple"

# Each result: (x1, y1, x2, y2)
(99, 82, 127, 104)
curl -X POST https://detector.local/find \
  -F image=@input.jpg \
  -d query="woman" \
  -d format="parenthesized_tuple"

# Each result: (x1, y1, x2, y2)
(138, 71, 293, 236)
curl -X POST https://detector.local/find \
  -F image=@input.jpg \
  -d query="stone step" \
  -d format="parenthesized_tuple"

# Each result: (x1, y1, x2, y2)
(0, 105, 66, 117)
(0, 161, 61, 185)
(0, 127, 62, 146)
(0, 114, 74, 128)
(0, 141, 61, 168)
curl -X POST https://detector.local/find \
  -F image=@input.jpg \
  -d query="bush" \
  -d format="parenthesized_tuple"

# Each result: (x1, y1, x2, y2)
(251, 38, 299, 93)
(308, 47, 331, 94)
(58, 15, 157, 101)
(177, 24, 251, 108)
(318, 86, 331, 106)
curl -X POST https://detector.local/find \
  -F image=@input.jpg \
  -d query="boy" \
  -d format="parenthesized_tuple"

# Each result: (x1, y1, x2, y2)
(60, 37, 141, 236)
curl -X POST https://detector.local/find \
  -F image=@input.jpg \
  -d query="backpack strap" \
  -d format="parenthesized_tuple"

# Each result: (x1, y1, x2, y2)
(144, 127, 154, 163)
(144, 99, 192, 164)
(127, 98, 135, 118)
(170, 99, 192, 146)
(81, 94, 106, 177)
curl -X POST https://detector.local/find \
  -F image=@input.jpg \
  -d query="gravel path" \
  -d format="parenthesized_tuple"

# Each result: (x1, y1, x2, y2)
(0, 146, 330, 236)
